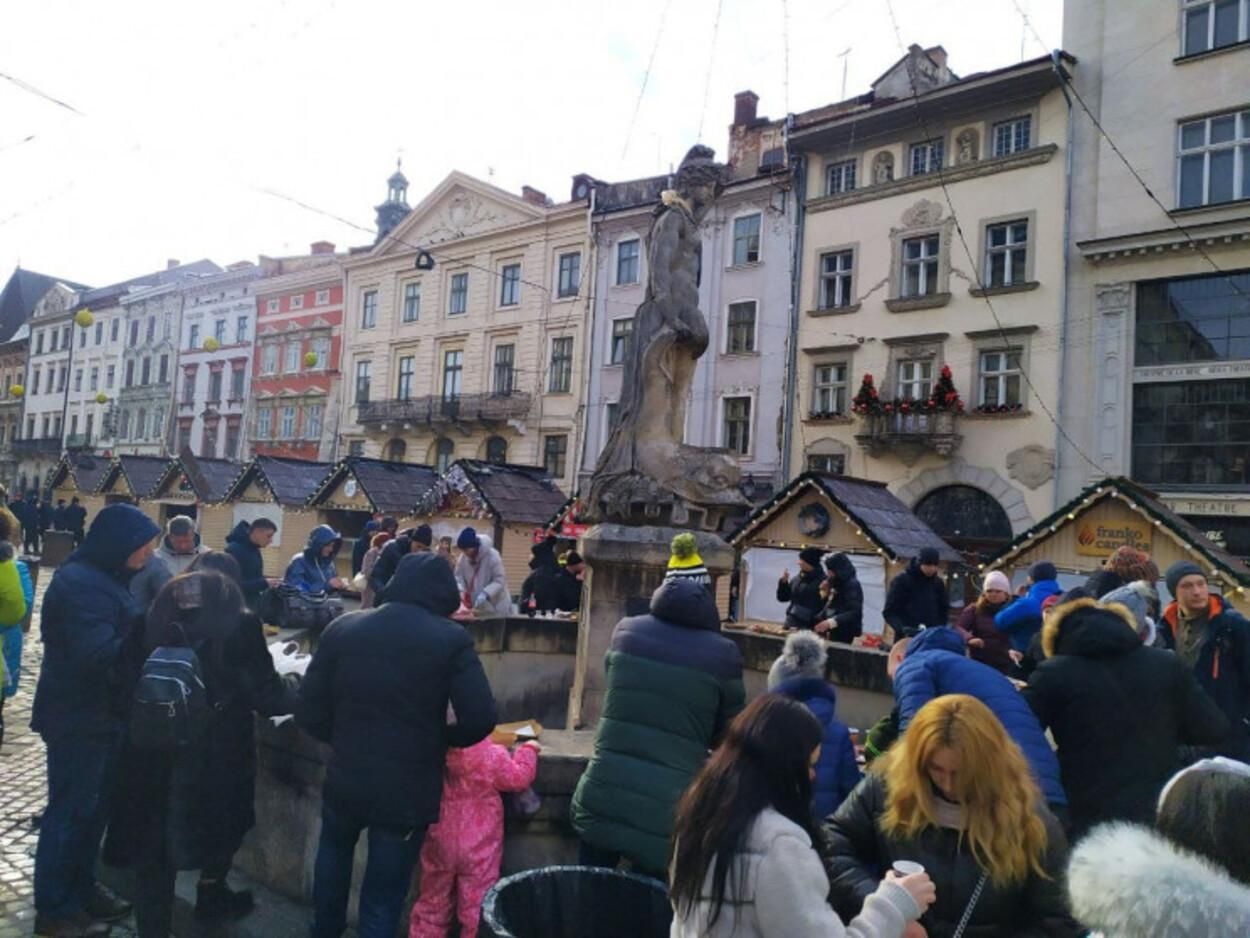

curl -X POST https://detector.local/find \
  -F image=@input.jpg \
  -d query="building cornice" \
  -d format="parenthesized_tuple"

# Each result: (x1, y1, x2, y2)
(254, 264, 343, 296)
(1076, 213, 1250, 263)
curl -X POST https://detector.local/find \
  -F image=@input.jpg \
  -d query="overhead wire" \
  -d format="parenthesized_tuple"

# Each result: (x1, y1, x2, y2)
(620, 0, 675, 164)
(696, 0, 726, 143)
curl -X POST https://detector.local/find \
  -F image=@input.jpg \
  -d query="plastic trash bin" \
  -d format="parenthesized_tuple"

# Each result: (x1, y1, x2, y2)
(481, 865, 671, 938)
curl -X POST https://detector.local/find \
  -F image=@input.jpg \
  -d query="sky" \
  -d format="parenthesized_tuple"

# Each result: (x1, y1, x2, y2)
(0, 0, 1062, 287)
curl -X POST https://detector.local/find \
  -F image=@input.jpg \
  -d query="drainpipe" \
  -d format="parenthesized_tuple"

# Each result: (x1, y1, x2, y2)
(1052, 49, 1075, 511)
(779, 119, 805, 482)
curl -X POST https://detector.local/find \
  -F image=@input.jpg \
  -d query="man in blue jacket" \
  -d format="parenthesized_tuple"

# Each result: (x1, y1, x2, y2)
(995, 561, 1063, 654)
(889, 626, 1068, 820)
(32, 503, 160, 936)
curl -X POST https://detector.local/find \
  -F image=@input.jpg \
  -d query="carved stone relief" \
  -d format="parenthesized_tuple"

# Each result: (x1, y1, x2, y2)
(901, 199, 944, 228)
(1006, 444, 1056, 490)
(872, 151, 895, 184)
(955, 128, 980, 165)
(1094, 281, 1132, 475)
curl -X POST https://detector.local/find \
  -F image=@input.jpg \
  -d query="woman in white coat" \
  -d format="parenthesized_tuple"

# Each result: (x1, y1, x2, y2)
(453, 528, 513, 617)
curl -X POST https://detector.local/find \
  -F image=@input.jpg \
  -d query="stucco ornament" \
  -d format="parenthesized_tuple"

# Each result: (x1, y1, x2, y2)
(585, 145, 748, 531)
(1006, 444, 1056, 490)
(901, 199, 944, 228)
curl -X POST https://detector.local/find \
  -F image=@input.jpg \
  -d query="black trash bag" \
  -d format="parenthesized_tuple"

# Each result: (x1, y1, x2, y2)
(261, 583, 343, 634)
(481, 865, 671, 938)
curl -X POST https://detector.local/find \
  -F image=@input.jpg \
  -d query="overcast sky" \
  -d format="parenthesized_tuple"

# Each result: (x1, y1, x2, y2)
(0, 0, 1061, 287)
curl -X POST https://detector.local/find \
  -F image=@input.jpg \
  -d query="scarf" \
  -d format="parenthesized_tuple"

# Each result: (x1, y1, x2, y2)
(1175, 604, 1210, 670)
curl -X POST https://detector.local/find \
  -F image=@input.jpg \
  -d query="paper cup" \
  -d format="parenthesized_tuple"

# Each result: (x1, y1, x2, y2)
(892, 860, 926, 877)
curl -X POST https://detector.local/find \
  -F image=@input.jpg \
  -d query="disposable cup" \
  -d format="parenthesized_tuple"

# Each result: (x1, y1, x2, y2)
(892, 860, 926, 877)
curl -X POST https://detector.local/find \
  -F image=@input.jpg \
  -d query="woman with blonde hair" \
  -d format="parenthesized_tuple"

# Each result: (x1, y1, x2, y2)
(825, 694, 1078, 937)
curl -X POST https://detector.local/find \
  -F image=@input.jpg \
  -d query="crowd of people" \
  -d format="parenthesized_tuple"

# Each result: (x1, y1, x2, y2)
(7, 491, 88, 554)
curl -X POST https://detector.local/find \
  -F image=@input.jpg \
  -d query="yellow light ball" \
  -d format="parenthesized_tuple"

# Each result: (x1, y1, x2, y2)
(74, 309, 95, 328)
(9, 384, 23, 398)
(304, 351, 319, 367)
(203, 337, 220, 352)
(95, 392, 108, 404)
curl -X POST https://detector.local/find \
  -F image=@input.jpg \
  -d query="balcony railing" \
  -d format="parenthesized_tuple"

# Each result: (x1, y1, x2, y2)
(11, 437, 62, 456)
(358, 392, 533, 428)
(854, 410, 961, 465)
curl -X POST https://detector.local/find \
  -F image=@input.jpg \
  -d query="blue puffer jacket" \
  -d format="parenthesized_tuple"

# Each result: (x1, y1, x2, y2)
(895, 626, 1067, 807)
(1, 559, 35, 698)
(31, 504, 160, 737)
(771, 676, 862, 818)
(284, 525, 342, 593)
(995, 579, 1062, 652)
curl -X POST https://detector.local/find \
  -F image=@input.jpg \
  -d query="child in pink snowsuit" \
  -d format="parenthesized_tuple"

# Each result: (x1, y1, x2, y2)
(409, 737, 540, 938)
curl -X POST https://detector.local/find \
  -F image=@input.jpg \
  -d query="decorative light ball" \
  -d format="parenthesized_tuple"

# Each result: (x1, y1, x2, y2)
(74, 309, 94, 328)
(304, 351, 319, 367)
(95, 392, 108, 404)
(203, 337, 220, 352)
(9, 384, 23, 398)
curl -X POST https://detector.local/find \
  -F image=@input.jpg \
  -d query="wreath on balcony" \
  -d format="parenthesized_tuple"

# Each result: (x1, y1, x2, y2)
(851, 366, 965, 417)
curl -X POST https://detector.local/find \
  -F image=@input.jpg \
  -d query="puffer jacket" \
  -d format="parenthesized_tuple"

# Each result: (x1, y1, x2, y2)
(821, 553, 864, 644)
(883, 559, 949, 638)
(571, 577, 745, 875)
(225, 521, 269, 610)
(130, 535, 209, 610)
(1068, 823, 1250, 936)
(31, 504, 160, 737)
(367, 529, 422, 601)
(1023, 598, 1227, 836)
(994, 579, 1062, 653)
(894, 627, 1066, 807)
(770, 676, 861, 817)
(953, 597, 1015, 674)
(284, 524, 341, 593)
(454, 534, 512, 617)
(824, 774, 1078, 938)
(776, 569, 825, 631)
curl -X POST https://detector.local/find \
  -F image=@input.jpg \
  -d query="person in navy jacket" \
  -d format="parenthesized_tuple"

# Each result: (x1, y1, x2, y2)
(995, 561, 1063, 654)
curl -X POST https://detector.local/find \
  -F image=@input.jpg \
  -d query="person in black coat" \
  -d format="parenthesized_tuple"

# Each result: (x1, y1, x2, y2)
(296, 552, 497, 938)
(1022, 596, 1229, 838)
(552, 551, 585, 612)
(38, 497, 54, 536)
(52, 498, 68, 531)
(64, 496, 88, 546)
(223, 518, 278, 612)
(104, 561, 299, 935)
(366, 523, 432, 602)
(816, 552, 864, 644)
(776, 547, 826, 630)
(883, 547, 949, 639)
(519, 538, 561, 614)
(19, 492, 39, 553)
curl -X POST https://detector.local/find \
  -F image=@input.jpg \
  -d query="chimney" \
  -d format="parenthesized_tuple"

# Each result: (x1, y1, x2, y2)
(733, 90, 760, 126)
(310, 241, 335, 255)
(166, 259, 180, 270)
(521, 185, 549, 206)
(925, 46, 948, 70)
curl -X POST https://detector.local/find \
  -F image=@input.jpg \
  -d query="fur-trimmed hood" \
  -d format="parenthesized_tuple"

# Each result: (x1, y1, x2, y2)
(1040, 596, 1140, 659)
(1068, 823, 1250, 936)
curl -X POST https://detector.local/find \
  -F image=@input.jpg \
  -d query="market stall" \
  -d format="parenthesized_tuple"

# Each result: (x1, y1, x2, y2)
(145, 450, 242, 532)
(44, 453, 109, 520)
(96, 455, 174, 521)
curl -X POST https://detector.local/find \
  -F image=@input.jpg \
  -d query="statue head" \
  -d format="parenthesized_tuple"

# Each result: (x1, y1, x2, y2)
(674, 145, 727, 219)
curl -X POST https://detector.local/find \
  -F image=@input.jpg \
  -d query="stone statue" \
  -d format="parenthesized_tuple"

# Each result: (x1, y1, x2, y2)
(956, 128, 979, 164)
(585, 145, 749, 531)
(872, 151, 894, 184)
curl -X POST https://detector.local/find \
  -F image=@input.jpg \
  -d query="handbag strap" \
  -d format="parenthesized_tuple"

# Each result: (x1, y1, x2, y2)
(950, 871, 988, 938)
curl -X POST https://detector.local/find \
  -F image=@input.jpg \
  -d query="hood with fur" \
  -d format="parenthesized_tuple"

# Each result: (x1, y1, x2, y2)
(1041, 596, 1140, 659)
(1068, 823, 1250, 937)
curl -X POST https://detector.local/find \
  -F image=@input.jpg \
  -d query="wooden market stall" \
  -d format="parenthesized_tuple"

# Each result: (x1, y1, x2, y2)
(96, 455, 176, 522)
(218, 455, 335, 579)
(150, 450, 245, 543)
(412, 459, 569, 596)
(728, 472, 962, 634)
(984, 476, 1250, 615)
(45, 453, 109, 523)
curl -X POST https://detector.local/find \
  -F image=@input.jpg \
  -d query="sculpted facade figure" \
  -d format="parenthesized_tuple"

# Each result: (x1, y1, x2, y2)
(585, 145, 748, 530)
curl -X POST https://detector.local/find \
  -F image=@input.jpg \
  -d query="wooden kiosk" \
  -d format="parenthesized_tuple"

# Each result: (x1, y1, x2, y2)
(96, 455, 176, 521)
(149, 451, 244, 543)
(45, 453, 109, 520)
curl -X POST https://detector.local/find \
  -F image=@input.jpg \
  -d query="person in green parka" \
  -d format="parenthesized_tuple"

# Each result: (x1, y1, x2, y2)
(570, 576, 744, 877)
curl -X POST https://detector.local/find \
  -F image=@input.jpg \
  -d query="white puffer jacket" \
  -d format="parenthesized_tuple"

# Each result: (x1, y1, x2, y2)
(454, 534, 513, 617)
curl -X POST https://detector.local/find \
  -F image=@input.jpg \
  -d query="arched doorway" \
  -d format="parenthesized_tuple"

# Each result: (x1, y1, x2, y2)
(914, 485, 1013, 564)
(484, 436, 508, 464)
(383, 438, 407, 463)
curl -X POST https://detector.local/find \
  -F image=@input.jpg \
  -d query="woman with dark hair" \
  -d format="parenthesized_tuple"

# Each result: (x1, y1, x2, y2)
(104, 562, 298, 936)
(669, 694, 933, 938)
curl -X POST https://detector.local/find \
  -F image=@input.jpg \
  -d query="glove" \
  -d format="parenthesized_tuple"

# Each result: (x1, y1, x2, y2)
(475, 591, 489, 607)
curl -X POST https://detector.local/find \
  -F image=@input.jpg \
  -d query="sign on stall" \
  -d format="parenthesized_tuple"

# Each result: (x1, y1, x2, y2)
(1075, 520, 1150, 557)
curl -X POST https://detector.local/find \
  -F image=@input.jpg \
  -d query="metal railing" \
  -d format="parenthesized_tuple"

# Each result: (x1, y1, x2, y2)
(358, 391, 533, 426)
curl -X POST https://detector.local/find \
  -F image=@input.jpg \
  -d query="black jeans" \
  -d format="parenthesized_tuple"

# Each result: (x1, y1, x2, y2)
(310, 800, 425, 938)
(132, 852, 235, 938)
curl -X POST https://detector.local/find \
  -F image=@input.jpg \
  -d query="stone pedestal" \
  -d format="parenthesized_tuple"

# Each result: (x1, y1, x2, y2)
(568, 523, 734, 728)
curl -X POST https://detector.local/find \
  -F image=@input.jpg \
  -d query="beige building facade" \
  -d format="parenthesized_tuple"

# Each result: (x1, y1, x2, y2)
(338, 172, 591, 491)
(787, 46, 1075, 560)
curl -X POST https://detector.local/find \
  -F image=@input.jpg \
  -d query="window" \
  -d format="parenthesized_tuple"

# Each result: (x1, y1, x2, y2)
(1135, 269, 1250, 364)
(156, 354, 168, 384)
(610, 318, 634, 365)
(177, 421, 192, 451)
(499, 264, 521, 306)
(61, 325, 69, 348)
(315, 289, 330, 305)
(89, 367, 98, 392)
(304, 404, 322, 440)
(208, 370, 222, 402)
(435, 437, 455, 474)
(402, 282, 421, 322)
(124, 360, 135, 388)
(807, 452, 846, 474)
(163, 313, 171, 339)
(557, 252, 581, 298)
(141, 357, 151, 385)
(289, 294, 304, 310)
(182, 370, 196, 403)
(79, 326, 87, 347)
(46, 368, 55, 393)
(1178, 110, 1250, 208)
(136, 408, 146, 440)
(992, 117, 1032, 157)
(58, 366, 67, 391)
(732, 214, 762, 265)
(355, 361, 372, 403)
(94, 321, 103, 345)
(35, 332, 43, 355)
(148, 317, 157, 342)
(361, 290, 378, 329)
(348, 440, 365, 457)
(442, 350, 463, 399)
(73, 369, 82, 392)
(236, 315, 248, 343)
(85, 413, 94, 440)
(897, 359, 934, 400)
(722, 397, 752, 455)
(119, 410, 130, 439)
(606, 402, 621, 434)
(311, 336, 330, 369)
(106, 365, 115, 389)
(201, 420, 218, 457)
(820, 250, 855, 309)
(493, 344, 515, 395)
(284, 342, 300, 374)
(31, 368, 39, 394)
(257, 408, 272, 439)
(978, 350, 1023, 408)
(266, 299, 280, 314)
(111, 319, 119, 342)
(383, 438, 406, 463)
(231, 364, 245, 400)
(225, 420, 240, 458)
(70, 414, 78, 437)
(616, 239, 640, 284)
(189, 324, 200, 349)
(813, 363, 849, 415)
(261, 344, 277, 374)
(985, 220, 1029, 287)
(1133, 378, 1250, 486)
(726, 301, 757, 354)
(485, 436, 507, 463)
(449, 273, 468, 315)
(549, 337, 573, 392)
(41, 415, 49, 438)
(396, 355, 414, 400)
(1183, 0, 1249, 56)
(128, 320, 139, 346)
(826, 159, 857, 195)
(543, 434, 568, 477)
(910, 138, 945, 176)
(901, 235, 940, 297)
(280, 406, 296, 439)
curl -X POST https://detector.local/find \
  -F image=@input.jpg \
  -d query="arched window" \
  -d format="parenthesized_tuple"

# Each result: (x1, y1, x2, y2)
(383, 438, 407, 463)
(913, 485, 1012, 562)
(484, 436, 507, 464)
(432, 437, 454, 474)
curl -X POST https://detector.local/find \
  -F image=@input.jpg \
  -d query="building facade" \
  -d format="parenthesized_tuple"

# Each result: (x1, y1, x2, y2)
(786, 46, 1074, 561)
(0, 325, 29, 491)
(1060, 0, 1250, 560)
(20, 282, 78, 490)
(64, 288, 129, 454)
(250, 245, 344, 461)
(338, 170, 591, 490)
(176, 263, 259, 460)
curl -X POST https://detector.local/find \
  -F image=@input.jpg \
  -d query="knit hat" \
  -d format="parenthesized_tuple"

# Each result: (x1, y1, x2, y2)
(671, 532, 698, 560)
(412, 524, 433, 547)
(799, 546, 824, 568)
(1165, 560, 1205, 597)
(1029, 561, 1058, 583)
(983, 570, 1011, 593)
(767, 631, 828, 689)
(456, 527, 480, 550)
(918, 547, 940, 566)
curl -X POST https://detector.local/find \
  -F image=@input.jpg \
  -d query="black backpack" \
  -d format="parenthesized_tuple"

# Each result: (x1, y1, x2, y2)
(263, 583, 343, 634)
(130, 644, 212, 751)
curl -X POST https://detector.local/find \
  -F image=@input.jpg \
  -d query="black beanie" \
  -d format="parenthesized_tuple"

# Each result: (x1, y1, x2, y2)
(1165, 560, 1205, 598)
(412, 524, 433, 547)
(918, 547, 940, 566)
(1029, 561, 1058, 583)
(799, 547, 824, 568)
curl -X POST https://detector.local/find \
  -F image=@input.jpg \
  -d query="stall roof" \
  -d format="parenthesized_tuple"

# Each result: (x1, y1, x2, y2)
(310, 457, 441, 515)
(222, 455, 335, 506)
(414, 460, 568, 526)
(163, 450, 242, 503)
(99, 455, 174, 499)
(985, 476, 1250, 587)
(729, 472, 962, 563)
(46, 453, 112, 495)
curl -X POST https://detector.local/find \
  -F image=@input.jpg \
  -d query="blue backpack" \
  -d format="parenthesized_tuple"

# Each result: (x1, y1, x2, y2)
(130, 644, 211, 751)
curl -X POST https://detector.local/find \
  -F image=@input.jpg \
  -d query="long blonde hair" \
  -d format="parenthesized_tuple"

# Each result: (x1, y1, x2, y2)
(877, 694, 1049, 886)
